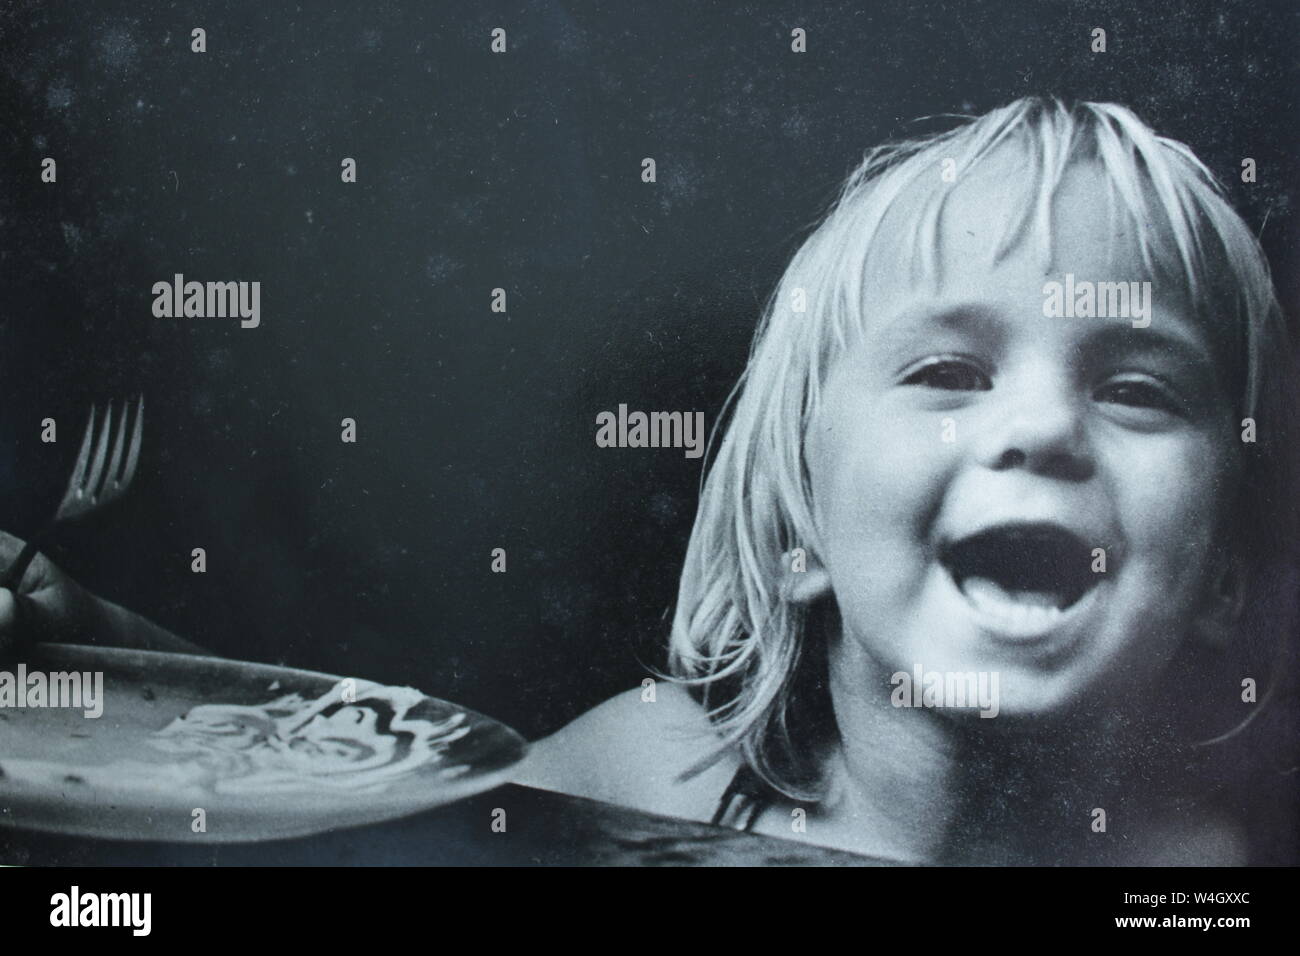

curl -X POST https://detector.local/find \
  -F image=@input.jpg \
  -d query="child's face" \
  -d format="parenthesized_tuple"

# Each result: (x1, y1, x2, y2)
(804, 153, 1239, 717)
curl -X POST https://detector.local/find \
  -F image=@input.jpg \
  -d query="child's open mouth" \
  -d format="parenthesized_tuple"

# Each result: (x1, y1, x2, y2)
(939, 523, 1100, 639)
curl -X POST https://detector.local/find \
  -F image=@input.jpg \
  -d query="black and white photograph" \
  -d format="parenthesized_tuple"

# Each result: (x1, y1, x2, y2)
(0, 0, 1296, 906)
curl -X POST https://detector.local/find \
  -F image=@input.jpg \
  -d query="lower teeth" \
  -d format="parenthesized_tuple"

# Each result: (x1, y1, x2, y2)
(960, 577, 1066, 626)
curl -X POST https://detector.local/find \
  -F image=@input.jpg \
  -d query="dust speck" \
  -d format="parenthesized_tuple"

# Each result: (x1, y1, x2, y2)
(60, 222, 84, 253)
(46, 78, 74, 110)
(425, 253, 464, 285)
(96, 24, 140, 76)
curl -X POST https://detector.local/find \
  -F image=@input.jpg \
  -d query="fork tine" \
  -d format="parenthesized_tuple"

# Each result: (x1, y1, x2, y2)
(119, 395, 144, 490)
(104, 399, 129, 489)
(84, 400, 113, 500)
(57, 405, 98, 513)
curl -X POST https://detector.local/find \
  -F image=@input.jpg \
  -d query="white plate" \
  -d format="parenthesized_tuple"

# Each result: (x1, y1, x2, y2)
(0, 644, 527, 843)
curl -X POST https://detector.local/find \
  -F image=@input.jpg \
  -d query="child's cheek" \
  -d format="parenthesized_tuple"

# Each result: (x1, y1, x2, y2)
(813, 394, 952, 521)
(808, 394, 957, 613)
(1106, 430, 1230, 595)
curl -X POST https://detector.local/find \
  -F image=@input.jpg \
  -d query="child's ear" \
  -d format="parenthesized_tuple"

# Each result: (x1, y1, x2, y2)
(1188, 561, 1245, 651)
(779, 548, 833, 605)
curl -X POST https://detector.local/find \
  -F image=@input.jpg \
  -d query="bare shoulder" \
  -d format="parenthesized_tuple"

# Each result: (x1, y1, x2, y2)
(510, 682, 740, 822)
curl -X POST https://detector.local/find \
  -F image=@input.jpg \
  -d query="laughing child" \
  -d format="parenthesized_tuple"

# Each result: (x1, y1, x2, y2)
(515, 97, 1299, 864)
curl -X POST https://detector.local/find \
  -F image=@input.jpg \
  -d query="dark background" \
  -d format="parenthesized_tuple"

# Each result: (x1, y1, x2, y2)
(1, 0, 1296, 749)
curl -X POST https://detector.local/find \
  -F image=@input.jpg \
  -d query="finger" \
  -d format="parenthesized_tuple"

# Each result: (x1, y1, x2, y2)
(0, 588, 49, 649)
(0, 586, 15, 631)
(0, 587, 18, 657)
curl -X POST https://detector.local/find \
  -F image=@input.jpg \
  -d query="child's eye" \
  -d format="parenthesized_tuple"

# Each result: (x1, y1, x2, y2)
(1094, 376, 1183, 415)
(900, 357, 992, 391)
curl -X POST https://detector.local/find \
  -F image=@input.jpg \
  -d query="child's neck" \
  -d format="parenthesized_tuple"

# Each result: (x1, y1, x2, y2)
(821, 637, 1165, 864)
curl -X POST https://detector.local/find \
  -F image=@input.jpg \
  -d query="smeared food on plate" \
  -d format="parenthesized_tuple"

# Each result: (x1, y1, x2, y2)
(1, 679, 473, 797)
(150, 679, 473, 794)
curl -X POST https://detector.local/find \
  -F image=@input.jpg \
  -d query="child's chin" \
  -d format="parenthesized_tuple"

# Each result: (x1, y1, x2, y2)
(948, 674, 1101, 726)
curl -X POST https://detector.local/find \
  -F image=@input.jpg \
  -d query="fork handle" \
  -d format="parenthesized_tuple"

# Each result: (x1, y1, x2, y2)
(0, 533, 47, 593)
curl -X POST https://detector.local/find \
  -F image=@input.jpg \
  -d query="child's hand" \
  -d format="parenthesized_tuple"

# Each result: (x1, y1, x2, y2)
(0, 529, 207, 658)
(0, 530, 104, 656)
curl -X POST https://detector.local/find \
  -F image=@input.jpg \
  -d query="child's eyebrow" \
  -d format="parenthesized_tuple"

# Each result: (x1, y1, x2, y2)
(879, 303, 1002, 335)
(872, 303, 1006, 356)
(1080, 322, 1222, 382)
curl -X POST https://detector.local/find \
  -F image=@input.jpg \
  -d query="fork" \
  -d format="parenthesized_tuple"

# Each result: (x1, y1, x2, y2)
(0, 396, 144, 593)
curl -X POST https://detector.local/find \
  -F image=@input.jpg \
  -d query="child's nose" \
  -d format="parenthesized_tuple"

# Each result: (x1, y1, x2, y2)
(974, 378, 1095, 482)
